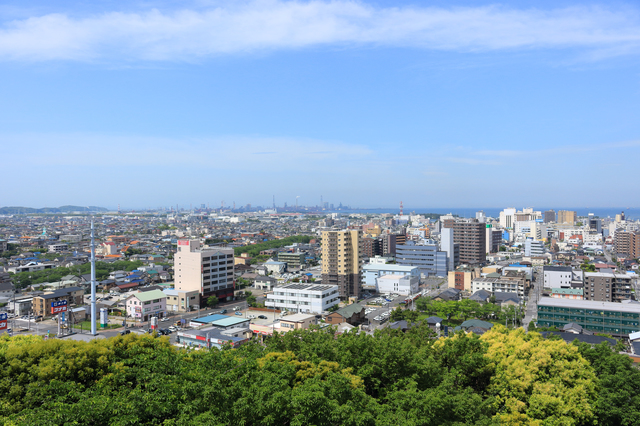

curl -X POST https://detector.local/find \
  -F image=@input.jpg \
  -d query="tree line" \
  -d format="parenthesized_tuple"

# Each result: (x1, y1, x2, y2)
(234, 235, 313, 258)
(0, 324, 638, 425)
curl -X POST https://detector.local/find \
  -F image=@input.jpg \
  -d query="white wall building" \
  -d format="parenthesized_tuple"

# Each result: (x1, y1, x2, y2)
(48, 243, 69, 253)
(376, 274, 419, 296)
(175, 239, 235, 300)
(524, 240, 544, 257)
(543, 266, 582, 289)
(265, 283, 340, 314)
(363, 264, 420, 290)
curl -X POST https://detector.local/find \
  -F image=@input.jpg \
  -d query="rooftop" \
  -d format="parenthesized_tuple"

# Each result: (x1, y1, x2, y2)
(538, 297, 640, 313)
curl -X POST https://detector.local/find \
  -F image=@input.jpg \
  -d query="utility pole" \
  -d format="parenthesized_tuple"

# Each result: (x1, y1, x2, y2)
(90, 220, 97, 335)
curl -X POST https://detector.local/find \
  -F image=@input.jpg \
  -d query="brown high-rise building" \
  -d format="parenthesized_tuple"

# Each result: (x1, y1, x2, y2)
(361, 236, 383, 259)
(614, 231, 640, 258)
(321, 230, 362, 300)
(452, 219, 486, 265)
(584, 272, 633, 302)
(557, 210, 577, 225)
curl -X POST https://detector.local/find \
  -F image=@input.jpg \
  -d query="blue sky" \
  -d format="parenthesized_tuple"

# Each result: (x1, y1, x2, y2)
(1, 0, 639, 210)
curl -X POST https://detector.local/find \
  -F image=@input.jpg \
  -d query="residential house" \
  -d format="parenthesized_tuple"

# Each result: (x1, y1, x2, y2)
(326, 304, 366, 326)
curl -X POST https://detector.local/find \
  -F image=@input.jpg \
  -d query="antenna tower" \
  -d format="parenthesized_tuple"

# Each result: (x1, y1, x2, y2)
(400, 201, 404, 216)
(90, 220, 97, 335)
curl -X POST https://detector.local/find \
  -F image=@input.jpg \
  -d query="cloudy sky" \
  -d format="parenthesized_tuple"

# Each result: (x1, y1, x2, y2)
(2, 0, 639, 210)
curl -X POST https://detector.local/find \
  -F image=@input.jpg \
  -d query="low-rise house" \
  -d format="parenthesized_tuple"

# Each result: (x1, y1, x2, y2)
(280, 313, 317, 331)
(326, 304, 366, 326)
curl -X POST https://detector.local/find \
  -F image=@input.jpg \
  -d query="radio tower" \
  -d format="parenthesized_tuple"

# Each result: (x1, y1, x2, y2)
(400, 201, 403, 216)
(273, 195, 275, 209)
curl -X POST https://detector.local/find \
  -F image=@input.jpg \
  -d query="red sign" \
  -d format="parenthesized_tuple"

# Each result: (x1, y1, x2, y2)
(51, 300, 68, 314)
(0, 321, 6, 330)
(178, 240, 189, 246)
(195, 335, 207, 341)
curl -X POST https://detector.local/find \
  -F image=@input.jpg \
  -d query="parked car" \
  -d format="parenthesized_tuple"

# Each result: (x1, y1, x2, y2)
(235, 311, 243, 316)
(168, 326, 177, 332)
(160, 317, 169, 322)
(257, 315, 268, 320)
(119, 329, 131, 336)
(220, 309, 227, 314)
(233, 307, 240, 311)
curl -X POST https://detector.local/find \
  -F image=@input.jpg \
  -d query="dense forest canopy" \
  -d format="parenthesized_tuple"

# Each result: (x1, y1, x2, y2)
(1, 324, 638, 425)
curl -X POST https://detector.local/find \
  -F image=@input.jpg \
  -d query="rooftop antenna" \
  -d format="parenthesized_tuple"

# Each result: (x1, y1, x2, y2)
(90, 219, 97, 335)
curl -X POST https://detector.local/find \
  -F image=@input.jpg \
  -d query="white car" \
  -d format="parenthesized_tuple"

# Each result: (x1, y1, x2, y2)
(160, 317, 169, 322)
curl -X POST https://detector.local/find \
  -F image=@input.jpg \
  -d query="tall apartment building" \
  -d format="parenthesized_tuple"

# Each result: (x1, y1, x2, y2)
(452, 219, 486, 265)
(321, 230, 362, 300)
(175, 240, 235, 303)
(396, 241, 448, 277)
(583, 272, 634, 303)
(543, 210, 556, 223)
(614, 231, 640, 257)
(440, 227, 459, 270)
(361, 236, 383, 258)
(485, 224, 502, 254)
(557, 210, 577, 225)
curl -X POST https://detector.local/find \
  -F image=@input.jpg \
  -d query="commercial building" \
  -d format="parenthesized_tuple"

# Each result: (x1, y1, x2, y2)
(395, 241, 448, 277)
(174, 239, 235, 302)
(321, 230, 362, 299)
(32, 287, 84, 317)
(524, 240, 544, 257)
(551, 288, 583, 300)
(537, 297, 640, 336)
(176, 327, 249, 350)
(583, 272, 634, 303)
(557, 210, 577, 225)
(544, 210, 556, 223)
(362, 263, 420, 290)
(375, 274, 419, 296)
(265, 283, 340, 314)
(452, 219, 486, 265)
(126, 289, 167, 322)
(163, 288, 200, 312)
(361, 236, 383, 259)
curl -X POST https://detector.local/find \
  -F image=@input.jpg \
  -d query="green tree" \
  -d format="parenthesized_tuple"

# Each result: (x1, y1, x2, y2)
(207, 295, 219, 308)
(390, 307, 405, 321)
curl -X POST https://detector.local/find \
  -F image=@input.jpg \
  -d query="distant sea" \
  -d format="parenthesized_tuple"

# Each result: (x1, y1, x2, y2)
(327, 207, 639, 220)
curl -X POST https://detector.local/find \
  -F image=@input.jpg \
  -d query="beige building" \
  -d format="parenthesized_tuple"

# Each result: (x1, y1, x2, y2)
(279, 313, 317, 330)
(557, 210, 577, 225)
(163, 288, 201, 312)
(321, 230, 363, 300)
(175, 240, 235, 302)
(448, 268, 477, 292)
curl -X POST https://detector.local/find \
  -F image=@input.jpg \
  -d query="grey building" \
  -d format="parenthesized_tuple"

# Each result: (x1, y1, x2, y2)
(396, 241, 448, 277)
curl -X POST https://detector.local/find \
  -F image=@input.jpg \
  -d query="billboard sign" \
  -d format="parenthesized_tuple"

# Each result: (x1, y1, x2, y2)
(0, 313, 7, 330)
(178, 240, 189, 246)
(51, 300, 68, 314)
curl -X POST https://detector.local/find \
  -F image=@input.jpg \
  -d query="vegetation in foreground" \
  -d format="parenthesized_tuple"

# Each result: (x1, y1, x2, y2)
(0, 324, 639, 425)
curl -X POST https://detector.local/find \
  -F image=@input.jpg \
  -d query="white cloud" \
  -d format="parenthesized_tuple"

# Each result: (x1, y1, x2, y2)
(0, 1, 639, 61)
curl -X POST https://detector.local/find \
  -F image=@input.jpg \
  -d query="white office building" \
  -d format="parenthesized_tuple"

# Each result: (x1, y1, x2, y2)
(175, 239, 235, 300)
(363, 263, 420, 290)
(376, 274, 419, 296)
(543, 266, 583, 289)
(524, 240, 544, 257)
(265, 283, 340, 314)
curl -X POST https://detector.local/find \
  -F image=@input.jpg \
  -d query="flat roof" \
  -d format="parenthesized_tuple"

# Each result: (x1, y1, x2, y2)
(276, 283, 336, 292)
(211, 317, 250, 327)
(192, 314, 227, 323)
(543, 266, 572, 272)
(282, 313, 316, 322)
(538, 297, 640, 313)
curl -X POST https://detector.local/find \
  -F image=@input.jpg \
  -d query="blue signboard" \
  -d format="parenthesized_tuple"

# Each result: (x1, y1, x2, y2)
(51, 300, 68, 314)
(0, 313, 6, 321)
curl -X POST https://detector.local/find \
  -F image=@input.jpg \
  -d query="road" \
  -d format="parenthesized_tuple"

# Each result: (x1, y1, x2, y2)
(523, 266, 543, 331)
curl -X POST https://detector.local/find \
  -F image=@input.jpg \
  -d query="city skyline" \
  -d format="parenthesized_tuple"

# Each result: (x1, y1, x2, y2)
(2, 0, 640, 207)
